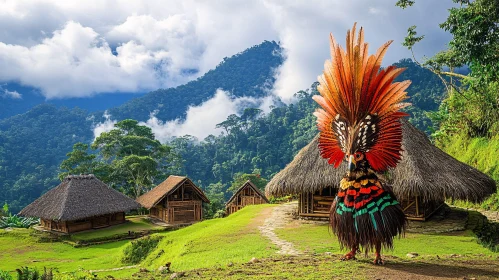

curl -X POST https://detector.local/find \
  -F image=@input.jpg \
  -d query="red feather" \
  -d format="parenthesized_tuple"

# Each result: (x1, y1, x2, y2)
(314, 23, 411, 172)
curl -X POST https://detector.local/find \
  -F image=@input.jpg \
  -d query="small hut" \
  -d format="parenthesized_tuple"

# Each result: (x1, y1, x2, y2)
(225, 180, 269, 215)
(136, 175, 209, 224)
(266, 120, 497, 221)
(19, 174, 140, 233)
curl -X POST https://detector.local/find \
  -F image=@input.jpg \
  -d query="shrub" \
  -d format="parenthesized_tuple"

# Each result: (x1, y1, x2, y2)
(121, 235, 162, 265)
(0, 269, 13, 280)
(15, 267, 53, 280)
(474, 221, 499, 252)
(213, 209, 226, 218)
(0, 215, 39, 229)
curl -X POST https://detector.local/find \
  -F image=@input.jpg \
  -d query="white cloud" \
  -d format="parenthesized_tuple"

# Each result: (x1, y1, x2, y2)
(140, 89, 260, 142)
(2, 89, 21, 99)
(0, 0, 454, 101)
(92, 111, 117, 140)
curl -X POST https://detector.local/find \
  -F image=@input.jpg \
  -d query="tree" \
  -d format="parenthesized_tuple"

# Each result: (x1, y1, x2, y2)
(91, 119, 180, 197)
(58, 143, 97, 180)
(203, 182, 227, 219)
(226, 172, 268, 196)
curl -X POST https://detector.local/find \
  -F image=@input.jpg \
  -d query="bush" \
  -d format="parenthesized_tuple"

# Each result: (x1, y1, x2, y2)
(268, 195, 293, 204)
(0, 269, 13, 280)
(121, 235, 162, 265)
(474, 221, 499, 252)
(213, 209, 226, 218)
(0, 215, 39, 229)
(15, 267, 53, 280)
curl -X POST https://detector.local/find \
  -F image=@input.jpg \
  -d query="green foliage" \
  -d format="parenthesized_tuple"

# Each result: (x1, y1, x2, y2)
(2, 202, 9, 217)
(171, 60, 444, 197)
(0, 215, 38, 229)
(0, 105, 93, 213)
(203, 182, 227, 219)
(0, 41, 281, 213)
(395, 0, 415, 8)
(107, 41, 283, 122)
(15, 267, 53, 280)
(58, 143, 97, 180)
(474, 221, 499, 252)
(0, 269, 13, 280)
(440, 0, 499, 85)
(121, 235, 162, 265)
(268, 195, 292, 204)
(227, 172, 268, 196)
(89, 119, 180, 198)
(213, 209, 226, 218)
(438, 133, 499, 211)
(402, 26, 424, 50)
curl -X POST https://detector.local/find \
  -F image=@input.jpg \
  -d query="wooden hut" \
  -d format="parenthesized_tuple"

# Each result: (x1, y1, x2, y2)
(136, 176, 209, 224)
(225, 180, 269, 215)
(19, 174, 140, 233)
(266, 120, 497, 221)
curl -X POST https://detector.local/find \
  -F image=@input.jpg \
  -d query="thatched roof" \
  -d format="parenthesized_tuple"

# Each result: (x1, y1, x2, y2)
(266, 119, 496, 203)
(226, 180, 269, 206)
(19, 174, 140, 221)
(136, 175, 209, 209)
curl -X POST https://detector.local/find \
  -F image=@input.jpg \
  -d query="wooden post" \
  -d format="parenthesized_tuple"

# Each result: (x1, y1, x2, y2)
(415, 195, 419, 217)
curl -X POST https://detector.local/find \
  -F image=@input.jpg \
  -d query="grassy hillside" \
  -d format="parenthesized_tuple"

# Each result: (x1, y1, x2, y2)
(440, 134, 499, 210)
(1, 204, 498, 279)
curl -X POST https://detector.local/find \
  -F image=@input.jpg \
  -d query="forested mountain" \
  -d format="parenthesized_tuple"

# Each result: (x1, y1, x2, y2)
(0, 105, 93, 212)
(0, 41, 284, 213)
(170, 59, 446, 196)
(0, 39, 444, 213)
(107, 41, 284, 122)
(0, 83, 147, 120)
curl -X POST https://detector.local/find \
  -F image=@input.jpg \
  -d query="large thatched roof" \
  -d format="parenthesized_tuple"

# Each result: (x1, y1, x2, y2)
(19, 174, 140, 221)
(136, 175, 209, 209)
(266, 119, 496, 203)
(226, 180, 269, 206)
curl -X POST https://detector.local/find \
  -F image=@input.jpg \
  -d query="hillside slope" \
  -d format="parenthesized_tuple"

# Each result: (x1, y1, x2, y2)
(0, 41, 283, 213)
(107, 41, 283, 122)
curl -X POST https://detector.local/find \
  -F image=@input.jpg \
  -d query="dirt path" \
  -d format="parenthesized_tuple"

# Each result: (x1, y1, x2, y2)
(258, 202, 302, 255)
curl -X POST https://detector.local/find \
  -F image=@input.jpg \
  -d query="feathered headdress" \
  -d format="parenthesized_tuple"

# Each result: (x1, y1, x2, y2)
(313, 23, 411, 172)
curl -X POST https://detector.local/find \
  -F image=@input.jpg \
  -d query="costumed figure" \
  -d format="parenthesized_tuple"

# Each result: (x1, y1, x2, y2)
(313, 23, 410, 265)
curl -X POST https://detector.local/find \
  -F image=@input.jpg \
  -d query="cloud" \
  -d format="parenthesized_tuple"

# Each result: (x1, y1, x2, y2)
(140, 89, 260, 142)
(2, 89, 22, 99)
(92, 111, 117, 140)
(0, 0, 454, 101)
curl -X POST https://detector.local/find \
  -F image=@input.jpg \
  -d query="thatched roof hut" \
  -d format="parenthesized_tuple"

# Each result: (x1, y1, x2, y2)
(225, 180, 269, 215)
(19, 174, 140, 233)
(266, 120, 496, 220)
(136, 175, 209, 224)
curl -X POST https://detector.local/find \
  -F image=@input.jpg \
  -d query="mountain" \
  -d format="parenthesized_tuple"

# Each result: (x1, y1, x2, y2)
(0, 41, 284, 213)
(107, 41, 284, 122)
(0, 39, 445, 214)
(0, 83, 147, 120)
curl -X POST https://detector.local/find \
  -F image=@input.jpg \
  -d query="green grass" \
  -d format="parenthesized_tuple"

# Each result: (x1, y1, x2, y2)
(2, 204, 498, 279)
(70, 216, 163, 242)
(441, 134, 499, 211)
(141, 204, 277, 272)
(0, 204, 276, 278)
(275, 223, 498, 258)
(0, 229, 127, 274)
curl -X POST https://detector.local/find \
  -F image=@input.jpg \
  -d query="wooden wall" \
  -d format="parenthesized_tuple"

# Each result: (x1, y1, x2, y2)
(226, 185, 268, 215)
(298, 187, 335, 218)
(298, 189, 444, 221)
(400, 196, 444, 221)
(40, 212, 126, 233)
(150, 181, 204, 224)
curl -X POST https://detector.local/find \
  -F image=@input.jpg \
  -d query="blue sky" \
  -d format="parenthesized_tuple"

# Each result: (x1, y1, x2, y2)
(0, 0, 454, 102)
